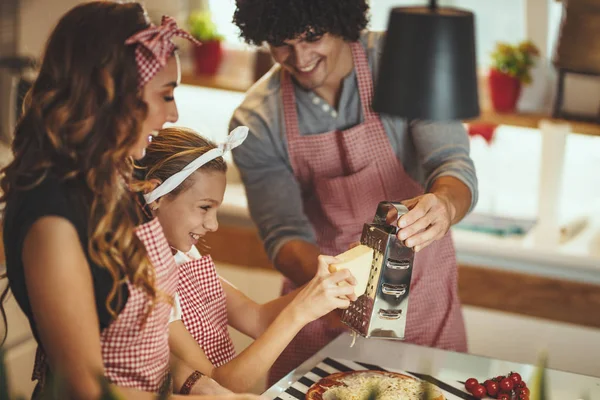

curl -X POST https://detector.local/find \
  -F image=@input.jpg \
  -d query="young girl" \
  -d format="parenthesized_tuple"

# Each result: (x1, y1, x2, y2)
(135, 126, 358, 393)
(0, 2, 260, 399)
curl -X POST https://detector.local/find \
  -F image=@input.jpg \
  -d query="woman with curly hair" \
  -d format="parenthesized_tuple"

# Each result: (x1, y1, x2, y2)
(0, 2, 261, 399)
(230, 0, 479, 385)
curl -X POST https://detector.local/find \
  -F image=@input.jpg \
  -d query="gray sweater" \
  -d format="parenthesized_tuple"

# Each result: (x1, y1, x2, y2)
(229, 31, 478, 261)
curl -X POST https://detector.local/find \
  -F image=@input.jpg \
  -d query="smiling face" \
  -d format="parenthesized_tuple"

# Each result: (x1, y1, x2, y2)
(154, 170, 226, 253)
(131, 55, 181, 160)
(269, 32, 349, 91)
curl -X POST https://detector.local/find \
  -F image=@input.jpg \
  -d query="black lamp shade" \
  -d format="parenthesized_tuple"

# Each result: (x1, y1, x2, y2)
(372, 7, 480, 121)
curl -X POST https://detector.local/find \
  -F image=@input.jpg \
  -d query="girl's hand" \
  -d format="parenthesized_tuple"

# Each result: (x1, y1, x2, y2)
(290, 255, 357, 325)
(188, 375, 234, 395)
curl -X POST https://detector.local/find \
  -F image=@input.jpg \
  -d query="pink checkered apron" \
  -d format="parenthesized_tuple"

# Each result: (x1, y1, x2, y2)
(268, 41, 467, 385)
(32, 217, 178, 393)
(176, 252, 236, 367)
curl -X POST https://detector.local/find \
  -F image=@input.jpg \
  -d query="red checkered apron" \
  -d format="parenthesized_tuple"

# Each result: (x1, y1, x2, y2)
(176, 250, 236, 367)
(268, 41, 467, 385)
(32, 217, 178, 393)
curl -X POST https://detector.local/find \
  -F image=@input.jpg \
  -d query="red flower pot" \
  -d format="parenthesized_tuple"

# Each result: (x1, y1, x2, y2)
(488, 68, 522, 113)
(193, 40, 223, 76)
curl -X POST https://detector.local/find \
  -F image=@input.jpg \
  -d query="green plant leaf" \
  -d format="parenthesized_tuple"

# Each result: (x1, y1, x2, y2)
(188, 11, 223, 42)
(490, 40, 540, 84)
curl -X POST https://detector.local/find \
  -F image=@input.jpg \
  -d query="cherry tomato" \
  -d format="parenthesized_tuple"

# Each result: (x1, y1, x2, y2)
(498, 393, 511, 400)
(495, 375, 505, 382)
(484, 379, 499, 397)
(510, 372, 523, 385)
(518, 381, 527, 388)
(471, 384, 487, 399)
(518, 387, 531, 396)
(465, 378, 479, 392)
(519, 394, 530, 400)
(500, 377, 514, 391)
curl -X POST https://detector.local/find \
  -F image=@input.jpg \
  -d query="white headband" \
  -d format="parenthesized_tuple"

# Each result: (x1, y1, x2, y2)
(144, 126, 249, 205)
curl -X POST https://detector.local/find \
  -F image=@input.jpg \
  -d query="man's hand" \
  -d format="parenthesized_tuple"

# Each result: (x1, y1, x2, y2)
(397, 193, 455, 252)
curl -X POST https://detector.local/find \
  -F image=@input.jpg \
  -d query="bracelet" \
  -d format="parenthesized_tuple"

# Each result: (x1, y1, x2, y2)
(179, 370, 204, 394)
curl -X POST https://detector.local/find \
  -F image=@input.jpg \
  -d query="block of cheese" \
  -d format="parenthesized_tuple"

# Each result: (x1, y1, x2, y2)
(329, 245, 374, 297)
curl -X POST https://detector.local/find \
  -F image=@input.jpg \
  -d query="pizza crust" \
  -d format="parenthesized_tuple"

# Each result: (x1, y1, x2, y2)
(306, 370, 444, 400)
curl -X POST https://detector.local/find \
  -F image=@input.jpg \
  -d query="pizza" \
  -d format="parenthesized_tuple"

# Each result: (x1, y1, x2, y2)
(306, 370, 445, 400)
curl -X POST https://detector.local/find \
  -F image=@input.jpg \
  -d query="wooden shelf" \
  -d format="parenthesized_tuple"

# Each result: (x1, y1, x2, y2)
(467, 71, 600, 136)
(181, 49, 600, 137)
(181, 47, 256, 93)
(466, 109, 600, 137)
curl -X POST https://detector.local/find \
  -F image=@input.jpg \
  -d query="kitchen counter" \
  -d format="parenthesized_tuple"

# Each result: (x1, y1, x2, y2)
(264, 333, 600, 399)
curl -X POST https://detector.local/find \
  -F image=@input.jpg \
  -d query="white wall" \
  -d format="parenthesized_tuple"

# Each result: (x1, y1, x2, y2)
(17, 0, 186, 57)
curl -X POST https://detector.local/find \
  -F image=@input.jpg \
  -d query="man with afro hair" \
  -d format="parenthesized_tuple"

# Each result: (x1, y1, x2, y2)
(229, 0, 478, 385)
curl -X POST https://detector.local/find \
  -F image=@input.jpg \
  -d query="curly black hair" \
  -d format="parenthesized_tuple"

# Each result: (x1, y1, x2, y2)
(232, 0, 370, 46)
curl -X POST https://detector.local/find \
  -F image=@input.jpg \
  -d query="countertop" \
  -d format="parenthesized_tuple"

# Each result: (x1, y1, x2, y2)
(264, 333, 600, 399)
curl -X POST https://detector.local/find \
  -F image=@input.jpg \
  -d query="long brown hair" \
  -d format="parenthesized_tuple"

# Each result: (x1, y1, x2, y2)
(0, 1, 161, 340)
(134, 127, 228, 196)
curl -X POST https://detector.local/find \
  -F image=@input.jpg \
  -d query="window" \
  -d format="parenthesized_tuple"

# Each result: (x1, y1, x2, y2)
(207, 0, 246, 48)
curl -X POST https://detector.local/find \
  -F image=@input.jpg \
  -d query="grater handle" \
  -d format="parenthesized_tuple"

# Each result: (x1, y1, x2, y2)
(372, 201, 409, 227)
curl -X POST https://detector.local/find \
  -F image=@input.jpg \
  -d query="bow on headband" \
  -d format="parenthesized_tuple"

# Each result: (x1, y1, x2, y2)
(125, 15, 201, 87)
(144, 126, 249, 205)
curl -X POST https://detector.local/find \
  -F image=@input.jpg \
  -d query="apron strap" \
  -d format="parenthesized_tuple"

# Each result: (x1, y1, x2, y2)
(280, 70, 302, 141)
(350, 41, 379, 122)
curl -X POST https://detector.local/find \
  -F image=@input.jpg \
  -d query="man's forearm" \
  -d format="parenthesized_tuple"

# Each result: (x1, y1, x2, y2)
(429, 176, 472, 225)
(273, 239, 321, 287)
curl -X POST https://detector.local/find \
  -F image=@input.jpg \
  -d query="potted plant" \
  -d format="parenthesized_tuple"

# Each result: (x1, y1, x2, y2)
(188, 10, 224, 76)
(488, 40, 540, 113)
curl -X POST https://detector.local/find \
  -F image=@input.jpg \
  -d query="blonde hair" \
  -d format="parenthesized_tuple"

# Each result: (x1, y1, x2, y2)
(134, 126, 227, 195)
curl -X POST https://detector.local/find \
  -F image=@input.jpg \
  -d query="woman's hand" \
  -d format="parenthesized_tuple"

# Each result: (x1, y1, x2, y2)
(288, 255, 357, 325)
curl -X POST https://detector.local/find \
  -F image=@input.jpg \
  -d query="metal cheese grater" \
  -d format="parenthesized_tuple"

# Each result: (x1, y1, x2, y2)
(341, 201, 414, 339)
